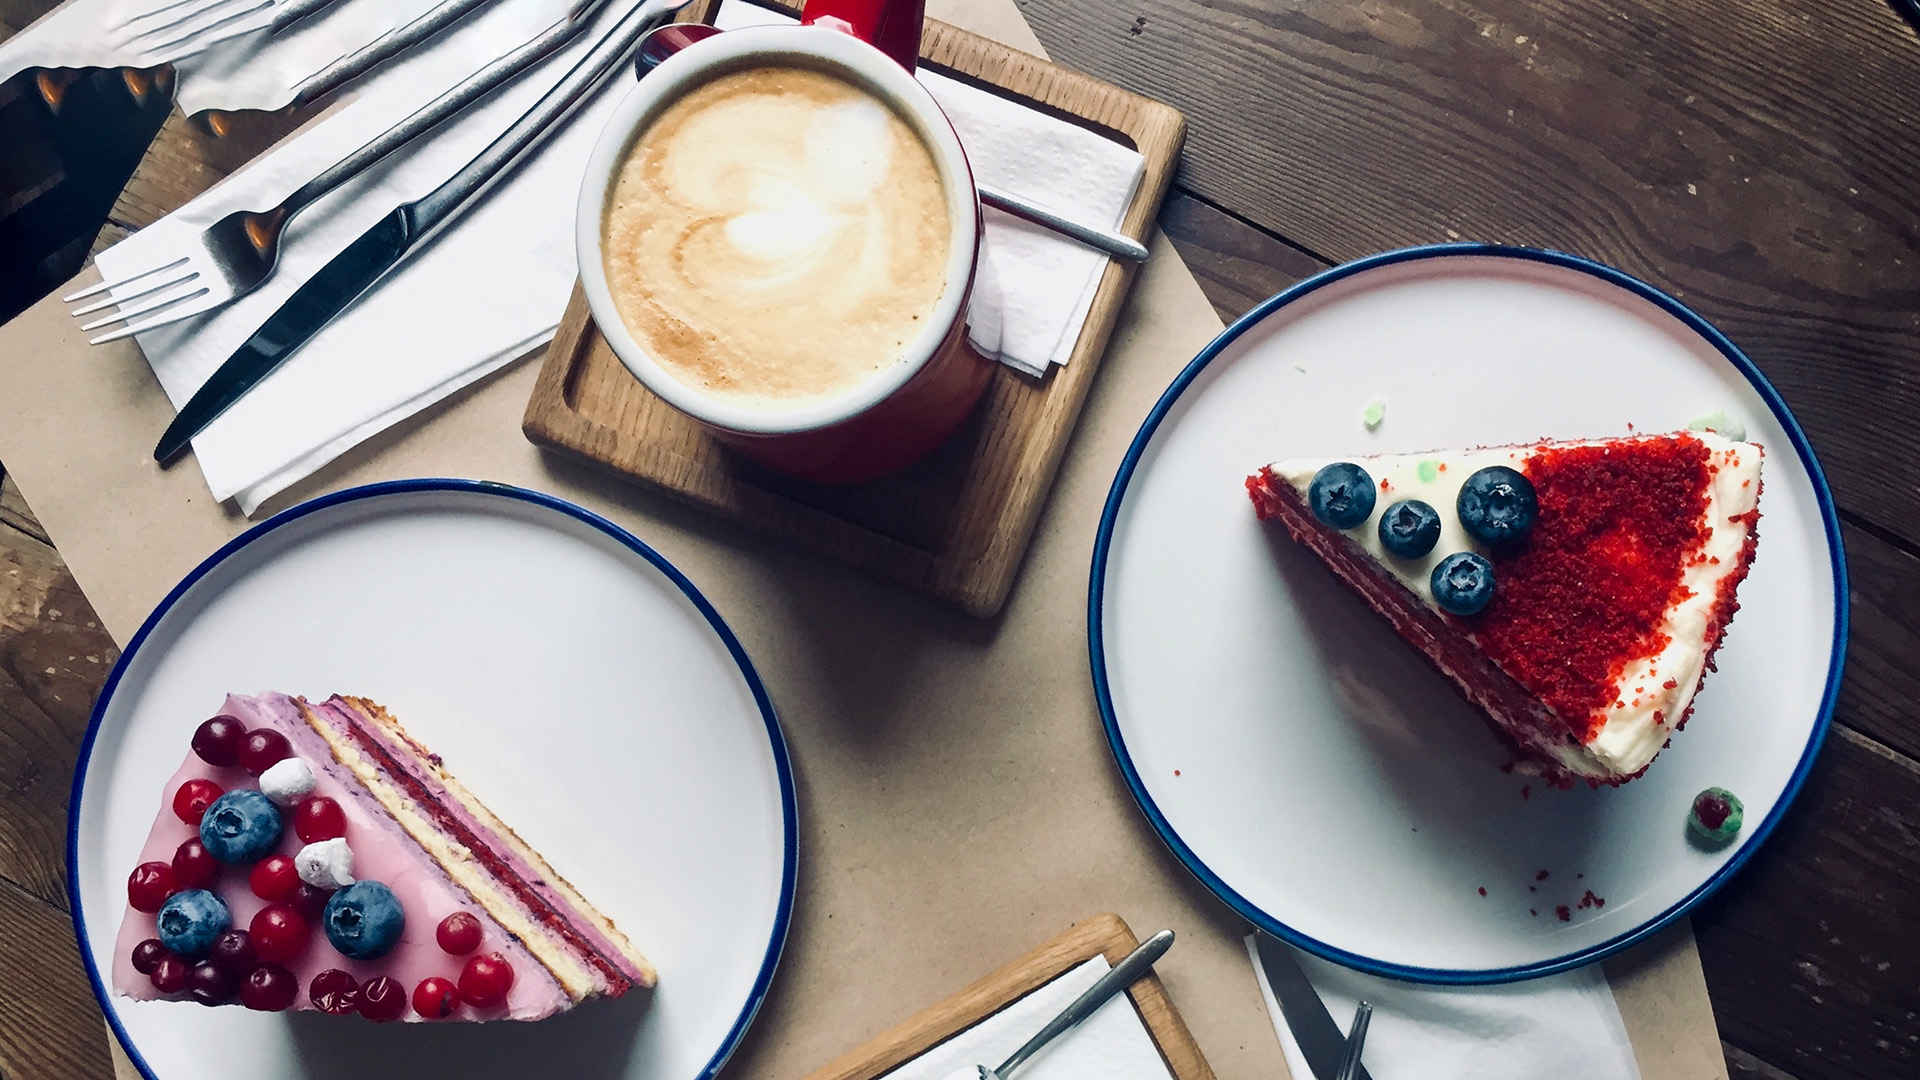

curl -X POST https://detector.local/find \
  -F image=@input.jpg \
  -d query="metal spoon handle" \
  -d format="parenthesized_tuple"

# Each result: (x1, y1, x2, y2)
(993, 930, 1174, 1079)
(1334, 1001, 1373, 1080)
(283, 0, 607, 216)
(407, 0, 677, 236)
(287, 0, 501, 109)
(977, 181, 1149, 263)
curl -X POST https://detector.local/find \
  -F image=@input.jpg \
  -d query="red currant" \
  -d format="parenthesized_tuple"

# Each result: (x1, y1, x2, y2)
(171, 778, 224, 824)
(293, 796, 347, 843)
(290, 882, 334, 921)
(356, 976, 407, 1022)
(187, 961, 238, 1005)
(171, 839, 219, 889)
(238, 729, 293, 775)
(248, 855, 301, 902)
(436, 911, 483, 955)
(208, 929, 256, 975)
(412, 976, 460, 1019)
(457, 952, 515, 1008)
(309, 969, 359, 1015)
(191, 715, 247, 767)
(149, 954, 189, 994)
(126, 861, 178, 913)
(130, 939, 169, 976)
(249, 904, 310, 964)
(240, 963, 298, 1011)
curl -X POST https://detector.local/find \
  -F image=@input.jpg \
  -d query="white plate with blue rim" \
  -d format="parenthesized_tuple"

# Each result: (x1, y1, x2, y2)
(1090, 245, 1845, 982)
(69, 480, 796, 1077)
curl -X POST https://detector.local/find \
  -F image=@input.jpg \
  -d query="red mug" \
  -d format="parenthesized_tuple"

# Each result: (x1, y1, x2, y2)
(576, 0, 993, 484)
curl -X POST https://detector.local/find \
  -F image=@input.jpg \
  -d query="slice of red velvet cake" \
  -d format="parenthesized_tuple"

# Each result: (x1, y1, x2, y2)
(1247, 431, 1762, 786)
(113, 693, 655, 1020)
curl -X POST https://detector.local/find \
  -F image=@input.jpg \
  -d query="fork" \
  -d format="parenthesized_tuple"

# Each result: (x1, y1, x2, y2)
(117, 0, 341, 66)
(69, 0, 611, 344)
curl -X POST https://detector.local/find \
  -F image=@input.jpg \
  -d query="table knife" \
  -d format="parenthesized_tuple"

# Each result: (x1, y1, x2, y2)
(1253, 931, 1374, 1080)
(154, 0, 687, 464)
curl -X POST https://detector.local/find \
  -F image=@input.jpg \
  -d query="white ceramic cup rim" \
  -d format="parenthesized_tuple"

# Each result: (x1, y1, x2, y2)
(576, 25, 980, 437)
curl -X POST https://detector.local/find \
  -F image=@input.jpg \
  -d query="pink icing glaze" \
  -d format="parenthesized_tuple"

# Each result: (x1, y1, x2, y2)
(308, 698, 646, 987)
(111, 694, 571, 1022)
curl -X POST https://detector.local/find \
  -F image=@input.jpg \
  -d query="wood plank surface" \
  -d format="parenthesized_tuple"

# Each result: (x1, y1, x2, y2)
(0, 470, 115, 1080)
(1019, 0, 1920, 548)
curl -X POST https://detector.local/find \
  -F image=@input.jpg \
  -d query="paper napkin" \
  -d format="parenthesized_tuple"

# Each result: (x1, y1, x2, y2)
(878, 956, 1175, 1080)
(1245, 935, 1643, 1080)
(84, 0, 1145, 512)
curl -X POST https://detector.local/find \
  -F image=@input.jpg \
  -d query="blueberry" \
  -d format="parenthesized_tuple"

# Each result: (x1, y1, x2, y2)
(324, 881, 405, 960)
(1308, 462, 1376, 530)
(1431, 552, 1496, 615)
(155, 889, 230, 959)
(1377, 499, 1441, 559)
(198, 789, 283, 865)
(1456, 466, 1538, 547)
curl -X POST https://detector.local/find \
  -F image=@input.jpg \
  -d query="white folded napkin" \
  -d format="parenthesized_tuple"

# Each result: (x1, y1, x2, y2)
(1245, 935, 1643, 1080)
(880, 955, 1175, 1080)
(86, 0, 1144, 512)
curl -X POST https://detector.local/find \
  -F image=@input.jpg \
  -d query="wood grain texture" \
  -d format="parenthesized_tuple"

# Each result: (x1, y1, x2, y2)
(799, 913, 1214, 1080)
(1692, 724, 1920, 1080)
(0, 875, 113, 1080)
(0, 471, 115, 1080)
(523, 0, 1185, 616)
(1018, 0, 1920, 547)
(1157, 191, 1327, 321)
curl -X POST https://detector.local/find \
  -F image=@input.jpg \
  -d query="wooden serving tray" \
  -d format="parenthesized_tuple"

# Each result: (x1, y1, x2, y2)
(800, 913, 1216, 1080)
(522, 0, 1185, 616)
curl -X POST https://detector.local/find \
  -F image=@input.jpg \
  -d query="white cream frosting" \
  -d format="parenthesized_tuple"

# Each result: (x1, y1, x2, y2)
(1273, 432, 1762, 777)
(296, 837, 356, 889)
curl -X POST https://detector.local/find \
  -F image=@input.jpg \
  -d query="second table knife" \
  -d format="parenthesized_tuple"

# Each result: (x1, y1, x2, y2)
(155, 0, 689, 464)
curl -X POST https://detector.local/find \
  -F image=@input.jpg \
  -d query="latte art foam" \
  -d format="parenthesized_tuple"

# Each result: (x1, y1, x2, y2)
(602, 66, 951, 408)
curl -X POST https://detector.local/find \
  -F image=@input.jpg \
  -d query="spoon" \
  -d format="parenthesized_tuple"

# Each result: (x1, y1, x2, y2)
(632, 23, 1151, 263)
(952, 929, 1175, 1080)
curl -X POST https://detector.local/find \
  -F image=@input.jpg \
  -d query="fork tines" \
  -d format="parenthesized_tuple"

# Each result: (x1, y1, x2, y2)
(64, 258, 210, 344)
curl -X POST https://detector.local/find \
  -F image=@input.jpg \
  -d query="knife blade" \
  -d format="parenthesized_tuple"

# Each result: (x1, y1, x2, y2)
(1253, 931, 1373, 1080)
(153, 0, 685, 464)
(153, 210, 411, 463)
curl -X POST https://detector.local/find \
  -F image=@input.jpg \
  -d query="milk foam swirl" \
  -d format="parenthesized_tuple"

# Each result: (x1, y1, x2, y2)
(602, 66, 951, 408)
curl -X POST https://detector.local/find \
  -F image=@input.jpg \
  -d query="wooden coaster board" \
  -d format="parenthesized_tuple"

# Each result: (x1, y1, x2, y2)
(799, 913, 1216, 1080)
(521, 0, 1185, 617)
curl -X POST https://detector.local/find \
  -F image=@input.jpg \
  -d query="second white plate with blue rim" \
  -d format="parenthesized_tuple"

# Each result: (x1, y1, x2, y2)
(1090, 245, 1845, 982)
(69, 479, 796, 1077)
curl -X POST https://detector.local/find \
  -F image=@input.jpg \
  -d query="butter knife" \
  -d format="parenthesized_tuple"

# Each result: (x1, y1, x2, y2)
(154, 0, 688, 464)
(1253, 931, 1374, 1080)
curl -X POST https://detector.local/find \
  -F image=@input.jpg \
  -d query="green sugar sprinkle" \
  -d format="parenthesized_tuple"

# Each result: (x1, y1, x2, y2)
(1687, 410, 1747, 442)
(1362, 399, 1386, 429)
(1417, 460, 1440, 483)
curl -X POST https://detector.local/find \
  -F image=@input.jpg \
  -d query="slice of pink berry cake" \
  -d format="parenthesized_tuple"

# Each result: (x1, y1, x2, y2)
(112, 693, 655, 1021)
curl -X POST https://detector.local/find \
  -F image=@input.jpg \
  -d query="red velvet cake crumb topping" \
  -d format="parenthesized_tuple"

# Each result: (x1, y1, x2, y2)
(1467, 437, 1713, 742)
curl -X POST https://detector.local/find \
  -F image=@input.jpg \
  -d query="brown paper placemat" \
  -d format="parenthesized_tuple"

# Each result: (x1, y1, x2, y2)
(0, 2, 1725, 1076)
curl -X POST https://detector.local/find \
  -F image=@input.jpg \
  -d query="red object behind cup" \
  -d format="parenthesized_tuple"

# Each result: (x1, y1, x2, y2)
(579, 0, 992, 485)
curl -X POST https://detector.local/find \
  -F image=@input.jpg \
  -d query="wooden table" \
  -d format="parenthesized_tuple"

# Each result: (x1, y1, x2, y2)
(1, 1, 1916, 1078)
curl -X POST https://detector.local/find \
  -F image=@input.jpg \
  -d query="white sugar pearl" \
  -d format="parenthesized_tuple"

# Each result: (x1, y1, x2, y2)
(295, 838, 355, 889)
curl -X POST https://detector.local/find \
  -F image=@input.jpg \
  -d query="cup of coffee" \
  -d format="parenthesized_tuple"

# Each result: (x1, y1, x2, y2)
(576, 0, 991, 484)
